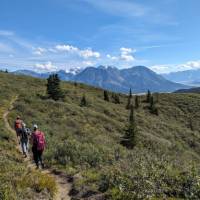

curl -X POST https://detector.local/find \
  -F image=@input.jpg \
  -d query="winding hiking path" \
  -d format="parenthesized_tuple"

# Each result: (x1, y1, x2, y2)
(3, 96, 72, 200)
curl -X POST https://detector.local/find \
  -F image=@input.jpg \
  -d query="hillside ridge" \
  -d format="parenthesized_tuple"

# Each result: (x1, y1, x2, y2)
(3, 95, 72, 200)
(1, 72, 200, 199)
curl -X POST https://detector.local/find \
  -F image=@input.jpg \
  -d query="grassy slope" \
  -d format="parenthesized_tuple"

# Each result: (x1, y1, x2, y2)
(1, 72, 200, 199)
(0, 72, 56, 200)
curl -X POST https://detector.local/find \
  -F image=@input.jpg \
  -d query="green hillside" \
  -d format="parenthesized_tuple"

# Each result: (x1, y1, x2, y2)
(0, 72, 56, 200)
(1, 72, 200, 199)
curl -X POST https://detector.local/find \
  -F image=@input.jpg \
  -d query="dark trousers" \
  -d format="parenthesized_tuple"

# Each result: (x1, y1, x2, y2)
(16, 128, 22, 137)
(32, 147, 43, 167)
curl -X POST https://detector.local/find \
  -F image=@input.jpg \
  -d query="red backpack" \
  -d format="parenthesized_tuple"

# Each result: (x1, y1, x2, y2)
(15, 119, 22, 129)
(33, 131, 45, 151)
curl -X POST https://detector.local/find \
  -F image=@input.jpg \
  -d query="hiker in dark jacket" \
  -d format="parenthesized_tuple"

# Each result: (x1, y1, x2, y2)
(20, 123, 31, 157)
(31, 124, 46, 169)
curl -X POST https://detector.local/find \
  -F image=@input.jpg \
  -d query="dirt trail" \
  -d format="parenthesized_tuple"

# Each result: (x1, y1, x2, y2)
(3, 96, 72, 200)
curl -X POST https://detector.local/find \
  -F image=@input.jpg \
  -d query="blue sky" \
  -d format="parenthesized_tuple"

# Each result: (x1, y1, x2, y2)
(0, 0, 200, 73)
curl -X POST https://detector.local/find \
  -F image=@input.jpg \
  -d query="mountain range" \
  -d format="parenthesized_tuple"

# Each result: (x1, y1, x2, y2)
(175, 87, 200, 93)
(14, 66, 191, 93)
(162, 69, 200, 86)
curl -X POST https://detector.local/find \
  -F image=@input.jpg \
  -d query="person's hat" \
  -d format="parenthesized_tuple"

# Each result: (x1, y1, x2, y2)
(17, 116, 20, 119)
(33, 124, 38, 129)
(22, 123, 26, 127)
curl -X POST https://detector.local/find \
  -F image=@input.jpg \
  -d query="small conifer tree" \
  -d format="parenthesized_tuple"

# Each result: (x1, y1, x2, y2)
(135, 95, 140, 109)
(146, 90, 151, 103)
(155, 92, 159, 103)
(126, 88, 132, 109)
(104, 90, 109, 102)
(121, 105, 137, 149)
(189, 118, 194, 131)
(150, 96, 154, 108)
(112, 93, 120, 104)
(80, 94, 87, 107)
(111, 93, 119, 104)
(149, 96, 158, 115)
(47, 74, 64, 101)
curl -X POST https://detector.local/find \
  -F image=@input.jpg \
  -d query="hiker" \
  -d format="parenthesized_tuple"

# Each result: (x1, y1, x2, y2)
(31, 124, 46, 169)
(19, 123, 31, 157)
(14, 116, 23, 143)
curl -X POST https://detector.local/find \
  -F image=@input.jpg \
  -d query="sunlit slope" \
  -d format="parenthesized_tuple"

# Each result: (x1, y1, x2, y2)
(1, 72, 200, 199)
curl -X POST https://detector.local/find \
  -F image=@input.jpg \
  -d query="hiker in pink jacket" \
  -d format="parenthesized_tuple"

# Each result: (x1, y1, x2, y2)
(31, 124, 46, 169)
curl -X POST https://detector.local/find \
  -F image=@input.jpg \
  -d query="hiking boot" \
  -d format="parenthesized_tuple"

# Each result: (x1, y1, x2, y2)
(41, 163, 45, 169)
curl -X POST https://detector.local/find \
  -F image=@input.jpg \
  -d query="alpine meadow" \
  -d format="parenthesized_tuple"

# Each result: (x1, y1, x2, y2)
(1, 71, 200, 199)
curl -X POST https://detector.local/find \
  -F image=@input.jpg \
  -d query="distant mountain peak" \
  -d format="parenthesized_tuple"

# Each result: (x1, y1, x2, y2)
(13, 65, 191, 93)
(131, 66, 152, 71)
(97, 65, 106, 69)
(162, 68, 200, 86)
(97, 65, 117, 70)
(66, 67, 83, 75)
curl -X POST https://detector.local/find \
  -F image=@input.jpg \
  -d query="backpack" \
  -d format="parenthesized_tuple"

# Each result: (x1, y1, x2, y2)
(21, 128, 29, 140)
(34, 131, 45, 151)
(15, 119, 22, 129)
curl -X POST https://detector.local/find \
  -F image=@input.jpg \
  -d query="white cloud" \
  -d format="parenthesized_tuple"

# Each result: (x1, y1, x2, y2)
(82, 60, 94, 66)
(120, 47, 135, 62)
(0, 30, 138, 71)
(150, 65, 171, 74)
(120, 54, 135, 62)
(34, 51, 42, 56)
(33, 47, 47, 55)
(55, 44, 78, 52)
(35, 61, 57, 72)
(106, 54, 118, 60)
(120, 47, 136, 54)
(106, 47, 136, 62)
(80, 49, 100, 59)
(48, 48, 58, 53)
(55, 44, 100, 59)
(182, 61, 200, 70)
(150, 60, 200, 74)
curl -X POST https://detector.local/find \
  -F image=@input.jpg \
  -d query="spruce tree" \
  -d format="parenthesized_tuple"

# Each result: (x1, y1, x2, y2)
(104, 90, 109, 102)
(149, 96, 158, 115)
(129, 104, 134, 122)
(146, 90, 151, 103)
(80, 94, 87, 107)
(121, 105, 137, 149)
(150, 96, 154, 109)
(155, 92, 159, 103)
(126, 88, 132, 109)
(47, 74, 64, 101)
(112, 93, 120, 104)
(189, 118, 194, 131)
(135, 95, 140, 109)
